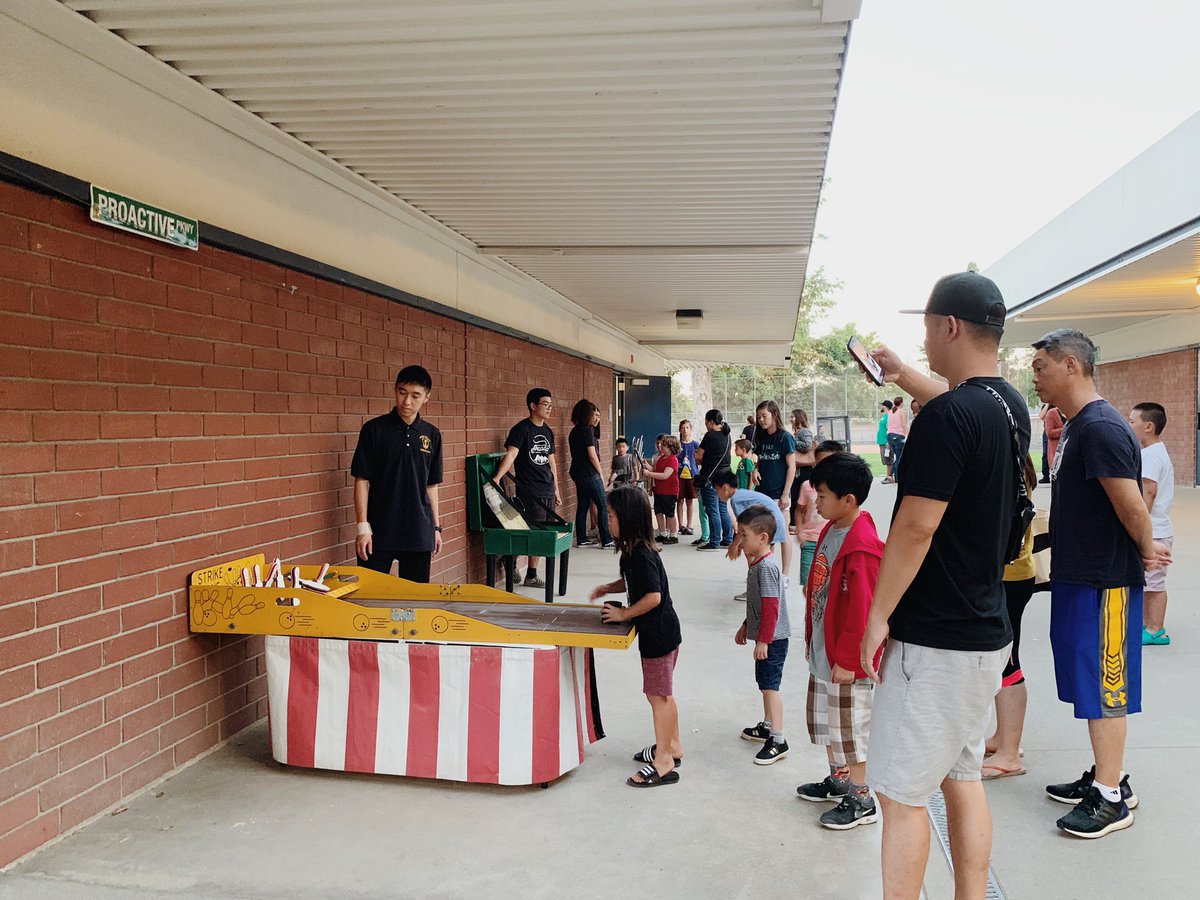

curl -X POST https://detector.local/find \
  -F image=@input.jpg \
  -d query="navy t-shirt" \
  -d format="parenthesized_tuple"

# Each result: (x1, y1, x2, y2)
(1049, 400, 1144, 588)
(889, 377, 1027, 652)
(618, 545, 682, 659)
(505, 418, 556, 498)
(753, 428, 797, 500)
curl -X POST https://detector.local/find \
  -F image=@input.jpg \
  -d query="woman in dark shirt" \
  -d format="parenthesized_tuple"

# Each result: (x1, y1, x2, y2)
(695, 408, 733, 549)
(568, 400, 613, 547)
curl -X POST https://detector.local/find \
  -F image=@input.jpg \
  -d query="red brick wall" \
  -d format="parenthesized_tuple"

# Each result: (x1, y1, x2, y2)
(1097, 349, 1196, 487)
(0, 180, 614, 865)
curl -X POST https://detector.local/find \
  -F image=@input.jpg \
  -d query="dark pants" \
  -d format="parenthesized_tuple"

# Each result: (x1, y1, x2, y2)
(1041, 430, 1050, 479)
(362, 549, 432, 583)
(887, 433, 906, 478)
(701, 482, 731, 544)
(572, 473, 612, 544)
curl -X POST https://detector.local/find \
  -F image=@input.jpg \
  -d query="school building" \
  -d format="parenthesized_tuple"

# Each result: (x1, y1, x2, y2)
(0, 2, 861, 865)
(990, 110, 1200, 485)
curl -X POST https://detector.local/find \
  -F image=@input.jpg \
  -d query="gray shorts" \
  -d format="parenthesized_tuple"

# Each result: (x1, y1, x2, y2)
(866, 640, 1009, 807)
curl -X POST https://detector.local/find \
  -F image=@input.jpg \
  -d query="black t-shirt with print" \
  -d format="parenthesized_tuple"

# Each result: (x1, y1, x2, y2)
(753, 428, 797, 500)
(1049, 399, 1144, 588)
(505, 418, 555, 498)
(619, 545, 682, 659)
(889, 377, 1028, 652)
(350, 410, 443, 554)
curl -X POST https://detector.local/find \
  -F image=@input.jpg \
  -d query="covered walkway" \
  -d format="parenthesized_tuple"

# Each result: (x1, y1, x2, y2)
(4, 480, 1194, 898)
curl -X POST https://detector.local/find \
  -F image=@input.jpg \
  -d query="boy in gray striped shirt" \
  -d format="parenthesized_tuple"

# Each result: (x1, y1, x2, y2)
(734, 505, 792, 765)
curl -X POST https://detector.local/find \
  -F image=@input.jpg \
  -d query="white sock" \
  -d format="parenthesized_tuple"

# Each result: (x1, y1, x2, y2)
(1094, 780, 1120, 803)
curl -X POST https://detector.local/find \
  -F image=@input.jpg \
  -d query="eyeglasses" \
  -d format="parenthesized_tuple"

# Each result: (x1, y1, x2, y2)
(536, 400, 554, 408)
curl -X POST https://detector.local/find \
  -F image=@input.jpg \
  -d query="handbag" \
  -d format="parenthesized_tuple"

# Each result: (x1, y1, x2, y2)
(966, 382, 1036, 565)
(694, 433, 730, 490)
(1032, 507, 1051, 591)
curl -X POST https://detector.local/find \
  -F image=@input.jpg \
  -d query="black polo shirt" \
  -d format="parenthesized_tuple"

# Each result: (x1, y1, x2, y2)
(350, 409, 443, 554)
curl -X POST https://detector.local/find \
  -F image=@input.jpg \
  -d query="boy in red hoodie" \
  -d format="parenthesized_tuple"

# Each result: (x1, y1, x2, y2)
(795, 453, 885, 830)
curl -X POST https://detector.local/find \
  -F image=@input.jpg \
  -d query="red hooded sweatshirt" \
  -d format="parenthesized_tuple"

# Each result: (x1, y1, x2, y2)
(804, 511, 885, 680)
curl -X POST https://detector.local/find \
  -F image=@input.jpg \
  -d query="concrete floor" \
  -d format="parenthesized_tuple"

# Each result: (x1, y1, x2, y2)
(3, 480, 1197, 899)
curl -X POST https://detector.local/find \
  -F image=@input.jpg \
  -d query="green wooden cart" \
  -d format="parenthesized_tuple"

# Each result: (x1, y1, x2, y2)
(466, 452, 573, 603)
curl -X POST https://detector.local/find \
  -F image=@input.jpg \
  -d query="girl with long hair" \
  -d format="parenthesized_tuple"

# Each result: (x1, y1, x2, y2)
(591, 487, 684, 787)
(753, 400, 797, 579)
(567, 399, 613, 547)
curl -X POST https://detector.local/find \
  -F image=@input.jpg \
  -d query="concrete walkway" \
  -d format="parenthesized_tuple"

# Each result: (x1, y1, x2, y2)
(2, 482, 1196, 899)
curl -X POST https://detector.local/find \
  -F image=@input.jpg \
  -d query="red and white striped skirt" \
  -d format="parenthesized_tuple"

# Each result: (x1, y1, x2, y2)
(265, 636, 604, 785)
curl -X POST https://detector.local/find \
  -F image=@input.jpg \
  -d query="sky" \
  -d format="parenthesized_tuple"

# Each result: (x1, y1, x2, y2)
(808, 0, 1200, 358)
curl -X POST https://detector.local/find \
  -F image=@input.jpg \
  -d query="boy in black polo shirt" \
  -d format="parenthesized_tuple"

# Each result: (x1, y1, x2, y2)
(494, 388, 563, 588)
(350, 366, 444, 582)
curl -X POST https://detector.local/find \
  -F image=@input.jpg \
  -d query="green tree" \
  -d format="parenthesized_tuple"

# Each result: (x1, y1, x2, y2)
(674, 265, 884, 424)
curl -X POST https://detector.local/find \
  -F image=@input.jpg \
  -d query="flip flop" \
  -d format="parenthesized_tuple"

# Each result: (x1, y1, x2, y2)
(627, 764, 680, 788)
(982, 764, 1027, 781)
(985, 746, 1025, 758)
(632, 745, 683, 767)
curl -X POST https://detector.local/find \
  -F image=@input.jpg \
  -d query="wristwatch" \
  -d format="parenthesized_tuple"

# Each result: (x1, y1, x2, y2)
(434, 525, 443, 533)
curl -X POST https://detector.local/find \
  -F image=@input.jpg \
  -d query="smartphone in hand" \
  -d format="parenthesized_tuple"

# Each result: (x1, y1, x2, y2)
(847, 336, 885, 386)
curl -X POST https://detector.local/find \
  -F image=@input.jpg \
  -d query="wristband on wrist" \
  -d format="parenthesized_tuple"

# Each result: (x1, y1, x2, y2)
(356, 522, 372, 537)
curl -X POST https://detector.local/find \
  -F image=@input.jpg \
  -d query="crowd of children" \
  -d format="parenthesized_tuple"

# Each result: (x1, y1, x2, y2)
(592, 430, 887, 831)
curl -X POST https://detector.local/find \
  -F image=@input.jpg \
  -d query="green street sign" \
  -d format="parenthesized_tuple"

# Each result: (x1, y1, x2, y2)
(89, 185, 199, 251)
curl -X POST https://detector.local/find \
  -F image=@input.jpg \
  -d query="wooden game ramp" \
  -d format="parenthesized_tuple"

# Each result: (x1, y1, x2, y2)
(188, 554, 635, 650)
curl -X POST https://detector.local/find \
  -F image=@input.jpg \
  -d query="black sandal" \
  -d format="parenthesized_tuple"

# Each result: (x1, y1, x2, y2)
(632, 745, 682, 767)
(627, 763, 680, 788)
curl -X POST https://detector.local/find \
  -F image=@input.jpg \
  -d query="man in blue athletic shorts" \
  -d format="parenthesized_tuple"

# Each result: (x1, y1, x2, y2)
(1031, 329, 1170, 839)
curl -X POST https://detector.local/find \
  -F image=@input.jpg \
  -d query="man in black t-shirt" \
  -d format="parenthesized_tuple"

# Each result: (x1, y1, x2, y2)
(350, 366, 443, 582)
(494, 387, 562, 588)
(1031, 328, 1169, 840)
(859, 273, 1024, 899)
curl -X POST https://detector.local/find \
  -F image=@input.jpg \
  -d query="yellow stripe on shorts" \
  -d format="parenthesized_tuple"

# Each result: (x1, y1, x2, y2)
(1100, 587, 1128, 710)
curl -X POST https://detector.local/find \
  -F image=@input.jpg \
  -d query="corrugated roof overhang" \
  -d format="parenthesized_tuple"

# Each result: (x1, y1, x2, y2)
(23, 0, 861, 369)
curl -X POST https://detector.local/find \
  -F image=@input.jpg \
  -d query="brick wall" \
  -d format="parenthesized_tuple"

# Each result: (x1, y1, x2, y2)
(0, 180, 614, 866)
(1097, 349, 1196, 487)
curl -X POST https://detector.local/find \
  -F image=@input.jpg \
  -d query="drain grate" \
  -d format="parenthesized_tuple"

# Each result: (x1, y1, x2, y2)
(927, 790, 1007, 900)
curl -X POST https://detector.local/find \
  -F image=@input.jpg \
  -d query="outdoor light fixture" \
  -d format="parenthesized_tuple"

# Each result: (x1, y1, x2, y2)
(676, 309, 703, 330)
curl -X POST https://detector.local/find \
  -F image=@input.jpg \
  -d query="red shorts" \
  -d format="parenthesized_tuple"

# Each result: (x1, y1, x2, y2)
(641, 649, 679, 696)
(678, 478, 696, 501)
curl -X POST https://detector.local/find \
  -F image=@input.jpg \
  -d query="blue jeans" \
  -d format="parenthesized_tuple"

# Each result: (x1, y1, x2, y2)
(887, 434, 906, 479)
(701, 482, 731, 544)
(572, 473, 612, 544)
(755, 638, 789, 691)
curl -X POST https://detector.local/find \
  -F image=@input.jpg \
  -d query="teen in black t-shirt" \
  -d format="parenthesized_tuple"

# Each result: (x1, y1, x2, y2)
(494, 388, 562, 587)
(593, 487, 683, 787)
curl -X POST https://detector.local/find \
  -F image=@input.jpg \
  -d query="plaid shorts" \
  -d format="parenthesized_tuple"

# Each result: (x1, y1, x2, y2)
(805, 674, 874, 766)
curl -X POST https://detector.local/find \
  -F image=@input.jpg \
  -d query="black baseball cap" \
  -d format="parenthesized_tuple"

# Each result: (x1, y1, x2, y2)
(900, 272, 1007, 329)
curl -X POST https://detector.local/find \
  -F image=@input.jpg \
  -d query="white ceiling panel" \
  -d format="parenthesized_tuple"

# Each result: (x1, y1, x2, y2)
(62, 0, 858, 366)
